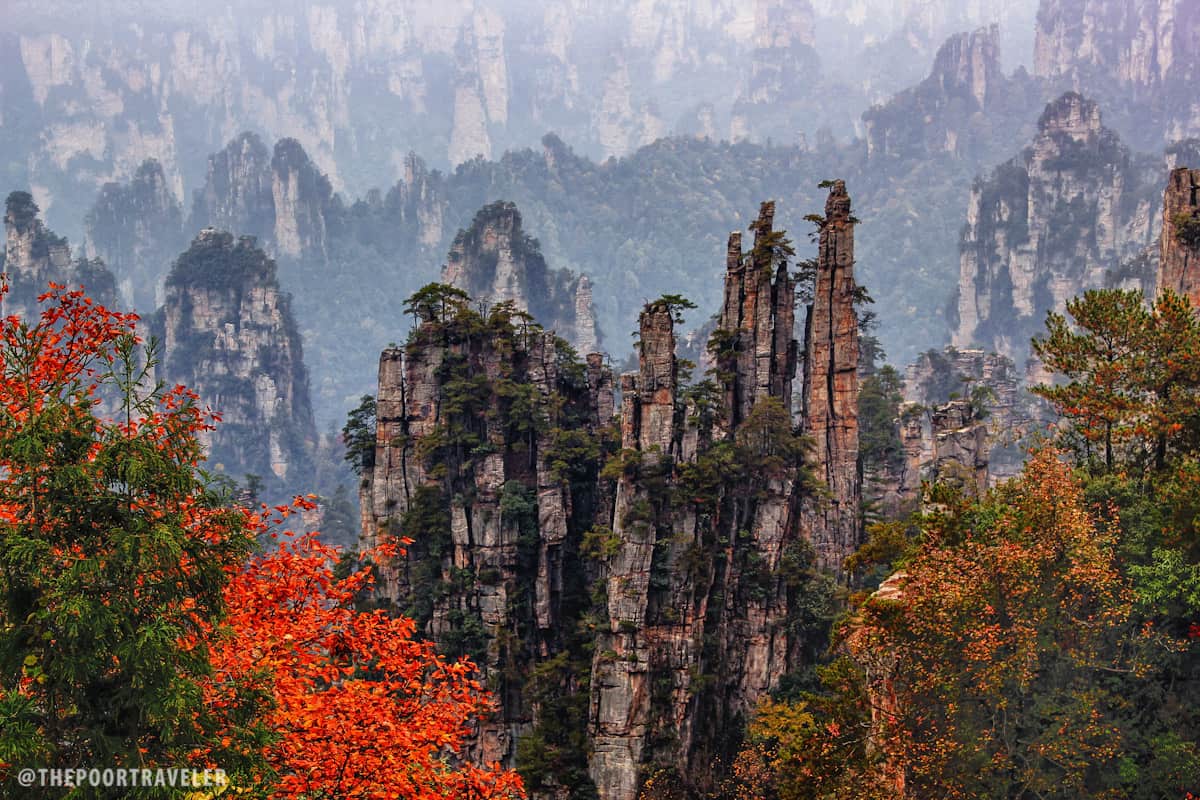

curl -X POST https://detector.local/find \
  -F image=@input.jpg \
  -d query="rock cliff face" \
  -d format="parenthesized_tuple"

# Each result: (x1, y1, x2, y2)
(863, 25, 1040, 163)
(1034, 0, 1200, 145)
(190, 133, 333, 261)
(903, 346, 1030, 483)
(803, 181, 862, 571)
(191, 133, 276, 246)
(155, 229, 316, 493)
(361, 198, 855, 799)
(951, 92, 1160, 366)
(3, 190, 117, 320)
(84, 159, 186, 313)
(359, 290, 611, 795)
(441, 201, 601, 354)
(1157, 167, 1200, 306)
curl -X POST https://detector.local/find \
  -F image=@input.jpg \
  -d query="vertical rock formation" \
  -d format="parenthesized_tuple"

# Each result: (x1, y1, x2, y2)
(863, 25, 1037, 163)
(441, 201, 602, 354)
(928, 399, 989, 495)
(155, 229, 316, 494)
(363, 200, 847, 800)
(360, 289, 611, 792)
(903, 346, 1030, 483)
(387, 153, 446, 249)
(3, 190, 117, 320)
(715, 201, 798, 428)
(191, 133, 332, 262)
(1034, 0, 1200, 145)
(84, 159, 186, 312)
(952, 93, 1160, 366)
(1157, 167, 1200, 306)
(803, 180, 862, 571)
(191, 133, 276, 245)
(270, 138, 333, 259)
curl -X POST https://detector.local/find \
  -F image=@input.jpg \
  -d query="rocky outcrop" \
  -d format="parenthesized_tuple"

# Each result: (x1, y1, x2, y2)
(84, 159, 186, 312)
(3, 190, 117, 320)
(1157, 167, 1200, 306)
(362, 199, 849, 800)
(441, 201, 602, 353)
(191, 133, 276, 245)
(803, 181, 862, 571)
(155, 229, 316, 494)
(928, 399, 989, 495)
(863, 25, 1039, 163)
(270, 138, 333, 259)
(191, 133, 332, 261)
(359, 289, 611, 794)
(1034, 0, 1200, 145)
(951, 93, 1161, 367)
(715, 202, 798, 428)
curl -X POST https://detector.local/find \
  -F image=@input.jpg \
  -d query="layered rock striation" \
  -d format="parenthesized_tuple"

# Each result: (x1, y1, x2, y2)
(802, 181, 862, 571)
(951, 92, 1161, 366)
(154, 229, 316, 493)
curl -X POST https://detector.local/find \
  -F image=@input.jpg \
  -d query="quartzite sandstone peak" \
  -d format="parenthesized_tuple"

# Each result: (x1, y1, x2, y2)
(155, 229, 316, 495)
(2, 190, 117, 321)
(361, 198, 856, 800)
(803, 180, 862, 571)
(441, 201, 601, 354)
(951, 92, 1160, 366)
(1034, 0, 1200, 146)
(84, 159, 187, 313)
(715, 201, 798, 429)
(1158, 167, 1200, 307)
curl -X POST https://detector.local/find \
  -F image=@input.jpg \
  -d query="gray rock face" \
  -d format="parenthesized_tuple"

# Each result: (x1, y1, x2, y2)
(155, 229, 316, 493)
(863, 25, 1039, 163)
(951, 92, 1161, 367)
(1035, 0, 1200, 144)
(84, 159, 186, 313)
(3, 190, 117, 320)
(190, 133, 333, 262)
(441, 201, 602, 354)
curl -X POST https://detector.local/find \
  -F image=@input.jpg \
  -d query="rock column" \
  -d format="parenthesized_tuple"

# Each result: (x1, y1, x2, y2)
(1158, 167, 1200, 306)
(804, 180, 862, 571)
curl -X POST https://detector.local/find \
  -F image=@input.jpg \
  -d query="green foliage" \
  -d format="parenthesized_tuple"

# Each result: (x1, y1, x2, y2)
(1032, 288, 1200, 474)
(857, 366, 903, 472)
(1174, 211, 1200, 251)
(0, 329, 267, 787)
(341, 395, 376, 477)
(647, 294, 697, 325)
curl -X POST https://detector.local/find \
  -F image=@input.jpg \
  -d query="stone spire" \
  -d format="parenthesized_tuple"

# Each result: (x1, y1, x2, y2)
(1157, 167, 1200, 306)
(716, 200, 798, 427)
(803, 180, 861, 571)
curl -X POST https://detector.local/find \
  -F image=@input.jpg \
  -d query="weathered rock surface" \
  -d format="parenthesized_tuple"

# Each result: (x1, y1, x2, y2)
(84, 159, 186, 313)
(1034, 0, 1200, 146)
(362, 199, 847, 800)
(154, 229, 316, 494)
(1157, 167, 1200, 306)
(803, 181, 862, 571)
(3, 190, 117, 320)
(863, 25, 1038, 163)
(441, 201, 602, 354)
(951, 92, 1161, 367)
(190, 133, 333, 262)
